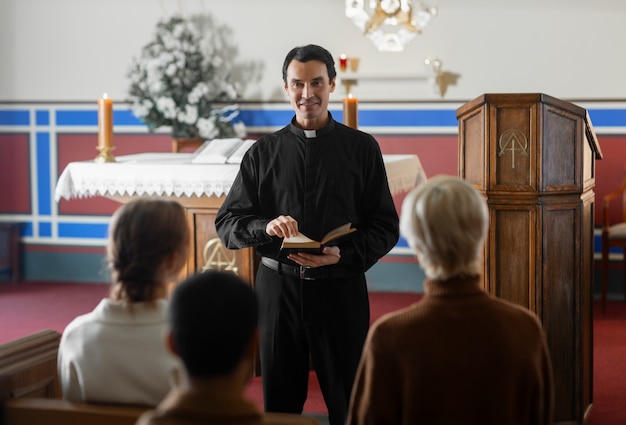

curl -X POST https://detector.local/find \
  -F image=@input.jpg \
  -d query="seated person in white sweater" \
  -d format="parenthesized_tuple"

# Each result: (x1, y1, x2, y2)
(57, 198, 189, 406)
(136, 270, 319, 425)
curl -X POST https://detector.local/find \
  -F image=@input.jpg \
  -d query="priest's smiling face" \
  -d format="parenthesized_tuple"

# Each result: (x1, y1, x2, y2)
(284, 59, 336, 131)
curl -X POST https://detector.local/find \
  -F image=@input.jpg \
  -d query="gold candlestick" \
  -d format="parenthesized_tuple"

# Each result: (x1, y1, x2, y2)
(95, 145, 116, 163)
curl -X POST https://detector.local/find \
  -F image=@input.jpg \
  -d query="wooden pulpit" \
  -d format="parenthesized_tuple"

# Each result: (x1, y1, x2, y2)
(457, 93, 602, 425)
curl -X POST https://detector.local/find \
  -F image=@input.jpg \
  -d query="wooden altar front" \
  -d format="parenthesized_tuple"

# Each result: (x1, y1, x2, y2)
(107, 193, 259, 288)
(457, 93, 602, 425)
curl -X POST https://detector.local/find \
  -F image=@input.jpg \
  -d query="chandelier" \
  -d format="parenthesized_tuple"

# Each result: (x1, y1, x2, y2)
(346, 0, 437, 52)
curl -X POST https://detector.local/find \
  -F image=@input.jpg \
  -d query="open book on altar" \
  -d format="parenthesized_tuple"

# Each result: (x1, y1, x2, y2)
(191, 138, 256, 164)
(279, 223, 357, 257)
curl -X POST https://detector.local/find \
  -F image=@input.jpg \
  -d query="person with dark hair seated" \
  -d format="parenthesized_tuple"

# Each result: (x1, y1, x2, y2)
(136, 270, 319, 425)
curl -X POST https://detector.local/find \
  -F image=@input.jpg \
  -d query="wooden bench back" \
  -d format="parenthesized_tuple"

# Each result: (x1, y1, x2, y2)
(0, 329, 61, 401)
(3, 398, 148, 425)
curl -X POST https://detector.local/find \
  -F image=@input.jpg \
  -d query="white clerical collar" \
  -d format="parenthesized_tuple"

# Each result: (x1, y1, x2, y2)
(303, 129, 317, 138)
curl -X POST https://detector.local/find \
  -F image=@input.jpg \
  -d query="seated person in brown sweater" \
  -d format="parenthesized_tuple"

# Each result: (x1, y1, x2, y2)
(136, 270, 319, 425)
(347, 175, 554, 425)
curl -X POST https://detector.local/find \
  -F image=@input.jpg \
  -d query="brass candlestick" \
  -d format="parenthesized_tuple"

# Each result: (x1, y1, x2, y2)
(94, 145, 116, 163)
(341, 78, 357, 96)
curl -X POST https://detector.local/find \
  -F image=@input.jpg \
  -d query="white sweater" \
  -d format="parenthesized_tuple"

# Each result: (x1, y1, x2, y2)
(58, 298, 180, 406)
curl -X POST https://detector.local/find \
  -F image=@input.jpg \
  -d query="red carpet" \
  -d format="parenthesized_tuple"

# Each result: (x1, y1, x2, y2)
(0, 281, 110, 343)
(0, 282, 624, 424)
(591, 301, 626, 425)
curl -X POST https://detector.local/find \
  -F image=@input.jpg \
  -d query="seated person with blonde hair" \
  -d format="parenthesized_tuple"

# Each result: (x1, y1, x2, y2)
(136, 270, 319, 425)
(347, 175, 554, 425)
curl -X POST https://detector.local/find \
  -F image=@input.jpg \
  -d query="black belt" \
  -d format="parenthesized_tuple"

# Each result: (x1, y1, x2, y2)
(261, 257, 354, 281)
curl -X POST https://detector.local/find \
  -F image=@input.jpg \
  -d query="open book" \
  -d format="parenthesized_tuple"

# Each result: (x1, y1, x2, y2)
(191, 138, 244, 164)
(191, 138, 257, 164)
(280, 223, 357, 256)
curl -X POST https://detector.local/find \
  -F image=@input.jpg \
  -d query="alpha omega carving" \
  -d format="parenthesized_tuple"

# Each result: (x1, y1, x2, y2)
(202, 238, 238, 274)
(498, 128, 529, 169)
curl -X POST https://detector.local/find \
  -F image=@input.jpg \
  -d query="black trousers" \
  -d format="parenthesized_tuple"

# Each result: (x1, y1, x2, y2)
(255, 263, 370, 425)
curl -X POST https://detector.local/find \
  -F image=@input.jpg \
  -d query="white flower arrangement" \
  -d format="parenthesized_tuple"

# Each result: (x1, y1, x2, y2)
(127, 15, 246, 140)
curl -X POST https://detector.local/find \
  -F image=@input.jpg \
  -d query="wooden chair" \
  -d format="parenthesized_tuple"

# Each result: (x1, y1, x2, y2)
(600, 165, 626, 313)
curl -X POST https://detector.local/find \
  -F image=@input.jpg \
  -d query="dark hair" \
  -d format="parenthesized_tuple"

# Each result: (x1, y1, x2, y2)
(107, 199, 189, 303)
(169, 270, 258, 378)
(281, 44, 337, 84)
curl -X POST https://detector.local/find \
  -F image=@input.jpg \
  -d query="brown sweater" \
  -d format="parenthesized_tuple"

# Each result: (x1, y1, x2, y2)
(347, 276, 553, 425)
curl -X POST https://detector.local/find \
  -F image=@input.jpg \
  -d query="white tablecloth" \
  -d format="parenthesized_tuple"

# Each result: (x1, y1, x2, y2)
(55, 153, 426, 201)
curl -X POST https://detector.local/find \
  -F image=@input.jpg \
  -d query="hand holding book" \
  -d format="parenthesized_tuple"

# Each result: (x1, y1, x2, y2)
(280, 222, 357, 256)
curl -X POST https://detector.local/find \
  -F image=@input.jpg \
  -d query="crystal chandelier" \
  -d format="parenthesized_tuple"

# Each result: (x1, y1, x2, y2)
(346, 0, 437, 52)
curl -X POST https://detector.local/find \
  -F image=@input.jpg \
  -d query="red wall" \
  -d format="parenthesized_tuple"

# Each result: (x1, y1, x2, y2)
(0, 134, 31, 214)
(593, 136, 626, 226)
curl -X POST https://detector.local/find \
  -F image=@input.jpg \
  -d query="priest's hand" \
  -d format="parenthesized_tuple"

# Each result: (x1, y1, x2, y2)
(288, 246, 341, 268)
(266, 215, 299, 238)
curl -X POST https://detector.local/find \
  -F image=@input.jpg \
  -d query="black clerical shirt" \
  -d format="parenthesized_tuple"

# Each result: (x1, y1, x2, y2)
(215, 114, 399, 273)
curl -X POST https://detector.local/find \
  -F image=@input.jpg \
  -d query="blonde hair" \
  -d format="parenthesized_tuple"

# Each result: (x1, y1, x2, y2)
(400, 175, 488, 280)
(107, 199, 189, 302)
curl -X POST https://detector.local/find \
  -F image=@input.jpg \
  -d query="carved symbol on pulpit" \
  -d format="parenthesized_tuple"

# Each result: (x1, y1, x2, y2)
(498, 129, 529, 169)
(201, 238, 238, 274)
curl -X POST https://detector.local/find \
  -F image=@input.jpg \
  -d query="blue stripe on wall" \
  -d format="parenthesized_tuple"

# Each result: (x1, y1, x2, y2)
(56, 110, 144, 126)
(593, 232, 623, 255)
(358, 109, 459, 127)
(36, 132, 51, 216)
(239, 108, 460, 128)
(22, 222, 33, 237)
(58, 222, 109, 239)
(588, 109, 626, 127)
(45, 107, 626, 130)
(0, 110, 30, 126)
(238, 110, 294, 127)
(56, 110, 96, 126)
(396, 236, 409, 248)
(39, 222, 52, 237)
(36, 110, 50, 126)
(240, 107, 625, 129)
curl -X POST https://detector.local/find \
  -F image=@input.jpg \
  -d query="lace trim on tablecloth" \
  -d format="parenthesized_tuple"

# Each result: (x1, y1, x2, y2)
(57, 176, 233, 200)
(54, 153, 241, 201)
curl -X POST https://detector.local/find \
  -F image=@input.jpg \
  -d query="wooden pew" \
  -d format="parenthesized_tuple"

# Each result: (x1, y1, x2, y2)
(2, 398, 148, 425)
(0, 330, 318, 425)
(0, 330, 149, 425)
(0, 329, 61, 400)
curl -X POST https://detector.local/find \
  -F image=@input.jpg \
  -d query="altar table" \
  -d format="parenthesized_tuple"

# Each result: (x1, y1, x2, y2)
(55, 152, 426, 285)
